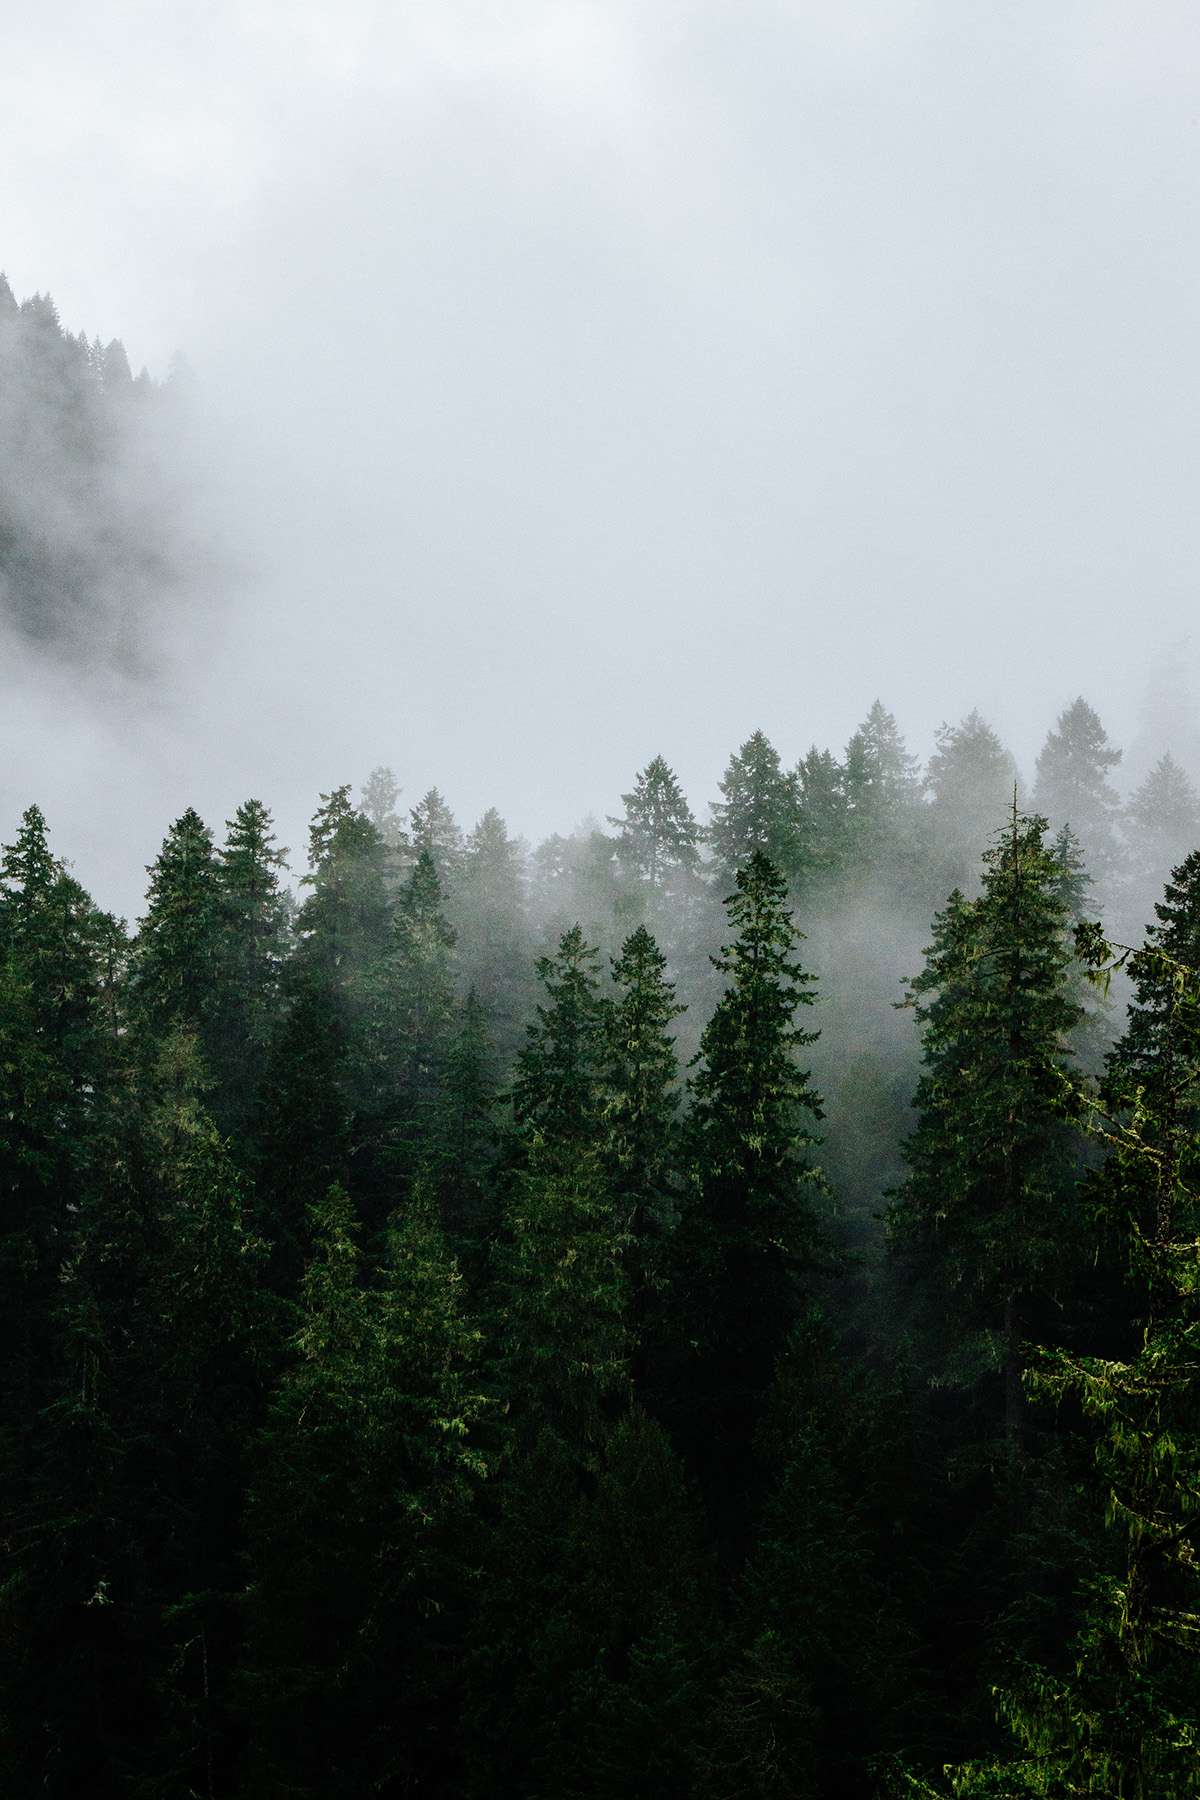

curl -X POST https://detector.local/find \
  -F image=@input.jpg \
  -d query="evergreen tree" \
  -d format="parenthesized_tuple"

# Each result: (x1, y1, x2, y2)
(709, 1318, 915, 1799)
(354, 849, 459, 1217)
(842, 700, 923, 878)
(509, 925, 610, 1150)
(1033, 697, 1124, 887)
(796, 744, 851, 884)
(250, 983, 351, 1295)
(671, 851, 823, 1537)
(131, 808, 224, 1054)
(211, 799, 290, 1131)
(359, 764, 409, 850)
(1118, 848, 1200, 1073)
(294, 785, 392, 992)
(429, 989, 497, 1241)
(453, 808, 531, 1063)
(708, 732, 804, 880)
(926, 711, 1021, 889)
(1123, 753, 1200, 929)
(908, 922, 1200, 1798)
(410, 787, 464, 888)
(241, 1182, 486, 1797)
(491, 1136, 630, 1438)
(609, 757, 700, 891)
(605, 926, 684, 1383)
(888, 810, 1084, 1438)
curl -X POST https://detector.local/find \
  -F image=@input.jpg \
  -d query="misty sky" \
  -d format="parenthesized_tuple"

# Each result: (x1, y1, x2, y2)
(1, 1, 1199, 911)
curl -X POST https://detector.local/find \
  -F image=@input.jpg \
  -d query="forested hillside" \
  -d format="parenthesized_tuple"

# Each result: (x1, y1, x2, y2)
(0, 274, 174, 662)
(4, 697, 1200, 1798)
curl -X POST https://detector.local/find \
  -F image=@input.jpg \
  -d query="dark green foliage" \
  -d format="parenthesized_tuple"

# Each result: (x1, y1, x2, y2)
(132, 807, 225, 1047)
(842, 700, 924, 880)
(796, 745, 851, 885)
(606, 927, 685, 1381)
(610, 757, 701, 891)
(510, 924, 610, 1149)
(889, 810, 1084, 1438)
(670, 852, 824, 1552)
(13, 701, 1200, 1797)
(708, 732, 804, 880)
(240, 1182, 487, 1797)
(211, 801, 290, 1131)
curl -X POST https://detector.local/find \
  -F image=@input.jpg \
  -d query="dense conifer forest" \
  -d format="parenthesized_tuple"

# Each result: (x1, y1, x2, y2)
(5, 283, 1200, 1798)
(3, 702, 1200, 1798)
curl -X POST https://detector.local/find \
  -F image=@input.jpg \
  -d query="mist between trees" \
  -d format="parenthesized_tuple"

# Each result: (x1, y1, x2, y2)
(4, 680, 1200, 1798)
(9, 277, 1200, 1799)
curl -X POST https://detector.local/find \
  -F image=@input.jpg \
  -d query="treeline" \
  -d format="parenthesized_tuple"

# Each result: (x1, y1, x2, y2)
(2, 696, 1200, 1796)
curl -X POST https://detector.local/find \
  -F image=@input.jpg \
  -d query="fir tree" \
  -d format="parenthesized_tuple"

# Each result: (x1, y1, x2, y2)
(1033, 697, 1123, 887)
(509, 924, 610, 1149)
(889, 809, 1084, 1439)
(295, 786, 392, 991)
(910, 921, 1200, 1798)
(796, 744, 851, 883)
(609, 757, 700, 891)
(842, 700, 923, 877)
(359, 764, 409, 850)
(708, 731, 804, 880)
(454, 808, 531, 1063)
(131, 808, 224, 1053)
(211, 799, 290, 1131)
(410, 787, 464, 888)
(926, 711, 1021, 889)
(354, 849, 459, 1215)
(672, 851, 823, 1536)
(605, 926, 684, 1382)
(1123, 753, 1200, 929)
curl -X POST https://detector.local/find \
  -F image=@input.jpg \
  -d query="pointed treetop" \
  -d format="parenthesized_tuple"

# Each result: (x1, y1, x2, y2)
(843, 700, 923, 811)
(409, 788, 463, 876)
(709, 731, 804, 874)
(360, 766, 408, 848)
(609, 756, 699, 887)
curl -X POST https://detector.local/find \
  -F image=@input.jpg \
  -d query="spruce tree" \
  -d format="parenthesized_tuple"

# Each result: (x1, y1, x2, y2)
(842, 700, 923, 879)
(910, 920, 1200, 1798)
(1033, 697, 1124, 888)
(708, 732, 804, 880)
(1123, 753, 1200, 933)
(294, 785, 392, 992)
(509, 924, 610, 1149)
(130, 808, 224, 1055)
(926, 711, 1021, 889)
(211, 799, 290, 1131)
(889, 809, 1084, 1438)
(354, 849, 458, 1216)
(409, 787, 464, 888)
(672, 851, 823, 1530)
(453, 808, 531, 1064)
(796, 744, 851, 884)
(609, 757, 700, 891)
(605, 926, 684, 1382)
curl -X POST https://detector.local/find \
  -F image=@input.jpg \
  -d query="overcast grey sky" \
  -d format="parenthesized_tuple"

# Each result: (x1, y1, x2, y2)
(1, 1, 1198, 909)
